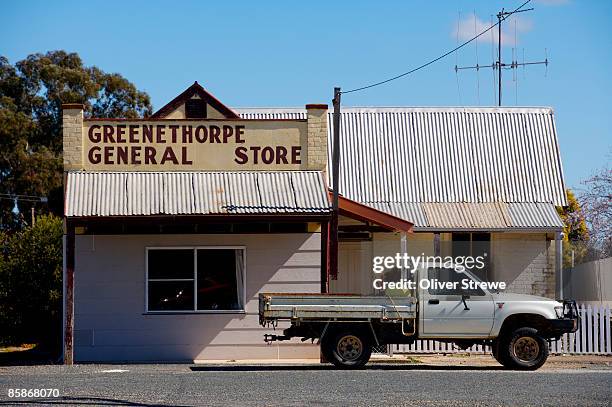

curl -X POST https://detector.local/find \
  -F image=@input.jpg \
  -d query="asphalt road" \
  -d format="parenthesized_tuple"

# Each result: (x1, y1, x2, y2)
(0, 364, 611, 407)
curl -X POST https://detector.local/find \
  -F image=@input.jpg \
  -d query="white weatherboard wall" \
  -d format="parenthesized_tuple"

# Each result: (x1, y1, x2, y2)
(73, 233, 321, 362)
(332, 233, 435, 295)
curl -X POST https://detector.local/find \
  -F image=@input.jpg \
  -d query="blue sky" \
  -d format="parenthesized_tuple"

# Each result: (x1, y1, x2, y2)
(2, 0, 610, 188)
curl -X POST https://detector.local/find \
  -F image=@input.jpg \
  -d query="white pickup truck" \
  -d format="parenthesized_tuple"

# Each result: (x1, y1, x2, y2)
(259, 264, 579, 370)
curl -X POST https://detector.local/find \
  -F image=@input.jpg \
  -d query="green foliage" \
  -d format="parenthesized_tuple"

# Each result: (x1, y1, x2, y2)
(557, 189, 590, 268)
(557, 189, 589, 242)
(0, 215, 63, 349)
(0, 51, 152, 352)
(0, 51, 153, 228)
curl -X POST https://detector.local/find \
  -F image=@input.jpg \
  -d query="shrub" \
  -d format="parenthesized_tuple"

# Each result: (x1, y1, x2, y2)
(0, 215, 63, 352)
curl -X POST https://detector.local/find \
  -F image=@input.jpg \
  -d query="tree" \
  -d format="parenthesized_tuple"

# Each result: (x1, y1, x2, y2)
(0, 51, 152, 229)
(578, 163, 612, 257)
(557, 189, 590, 268)
(0, 215, 63, 349)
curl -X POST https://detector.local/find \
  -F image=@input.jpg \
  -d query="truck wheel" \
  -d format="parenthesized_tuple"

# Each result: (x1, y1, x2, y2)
(491, 340, 505, 366)
(500, 327, 549, 370)
(322, 330, 372, 369)
(491, 339, 511, 367)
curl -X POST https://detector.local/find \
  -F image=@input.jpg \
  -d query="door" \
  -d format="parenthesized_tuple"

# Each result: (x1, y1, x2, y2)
(419, 266, 494, 338)
(330, 242, 372, 294)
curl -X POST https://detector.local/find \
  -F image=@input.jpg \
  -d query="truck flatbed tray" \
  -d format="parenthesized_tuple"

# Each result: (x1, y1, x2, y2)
(259, 293, 417, 321)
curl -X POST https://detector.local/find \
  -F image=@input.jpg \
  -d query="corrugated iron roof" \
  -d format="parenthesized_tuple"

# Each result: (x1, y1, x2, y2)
(366, 202, 428, 228)
(237, 107, 566, 230)
(65, 171, 331, 217)
(507, 202, 565, 229)
(363, 201, 563, 231)
(421, 202, 511, 229)
(237, 107, 567, 206)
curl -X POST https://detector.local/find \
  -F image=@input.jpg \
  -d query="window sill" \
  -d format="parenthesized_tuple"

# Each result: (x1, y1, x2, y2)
(143, 310, 246, 315)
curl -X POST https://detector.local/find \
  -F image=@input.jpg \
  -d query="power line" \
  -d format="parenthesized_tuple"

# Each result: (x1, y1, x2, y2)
(0, 193, 48, 203)
(342, 0, 532, 95)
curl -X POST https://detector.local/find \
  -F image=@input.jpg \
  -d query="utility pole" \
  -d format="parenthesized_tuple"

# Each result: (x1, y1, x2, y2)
(498, 9, 503, 106)
(455, 6, 548, 106)
(329, 87, 342, 281)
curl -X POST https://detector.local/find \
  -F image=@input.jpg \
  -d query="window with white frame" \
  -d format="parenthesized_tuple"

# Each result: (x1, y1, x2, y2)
(146, 247, 245, 312)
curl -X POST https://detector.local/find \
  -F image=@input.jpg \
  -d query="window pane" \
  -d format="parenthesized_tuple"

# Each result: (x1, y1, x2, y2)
(197, 249, 241, 310)
(428, 267, 462, 295)
(452, 232, 471, 259)
(148, 249, 194, 279)
(148, 280, 194, 311)
(427, 267, 485, 296)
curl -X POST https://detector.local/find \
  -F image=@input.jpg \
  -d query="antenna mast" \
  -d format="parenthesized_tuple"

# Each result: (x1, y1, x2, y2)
(455, 7, 548, 106)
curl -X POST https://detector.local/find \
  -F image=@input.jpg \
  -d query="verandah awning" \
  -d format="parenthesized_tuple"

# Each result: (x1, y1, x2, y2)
(366, 202, 564, 231)
(65, 171, 331, 217)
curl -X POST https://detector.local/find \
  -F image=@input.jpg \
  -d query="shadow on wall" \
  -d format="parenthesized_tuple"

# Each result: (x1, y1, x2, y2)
(490, 234, 553, 296)
(73, 234, 321, 362)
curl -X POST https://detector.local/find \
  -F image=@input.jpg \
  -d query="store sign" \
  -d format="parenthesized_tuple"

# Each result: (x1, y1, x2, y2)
(82, 120, 306, 170)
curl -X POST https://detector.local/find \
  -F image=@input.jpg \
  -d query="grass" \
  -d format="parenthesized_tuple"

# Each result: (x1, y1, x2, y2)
(0, 343, 59, 365)
(0, 343, 37, 353)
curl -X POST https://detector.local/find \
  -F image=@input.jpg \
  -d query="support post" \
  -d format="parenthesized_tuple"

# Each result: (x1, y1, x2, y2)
(64, 220, 75, 365)
(329, 87, 341, 280)
(433, 232, 441, 257)
(555, 231, 564, 300)
(321, 220, 329, 293)
(400, 232, 408, 280)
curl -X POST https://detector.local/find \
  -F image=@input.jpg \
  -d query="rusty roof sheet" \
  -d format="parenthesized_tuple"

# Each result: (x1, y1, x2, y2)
(363, 201, 562, 231)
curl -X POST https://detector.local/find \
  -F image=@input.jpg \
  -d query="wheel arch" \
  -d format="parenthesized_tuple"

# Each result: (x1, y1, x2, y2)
(498, 313, 552, 336)
(322, 321, 377, 344)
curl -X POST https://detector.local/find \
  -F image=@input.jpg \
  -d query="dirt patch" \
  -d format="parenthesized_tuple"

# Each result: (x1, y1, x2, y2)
(371, 353, 612, 369)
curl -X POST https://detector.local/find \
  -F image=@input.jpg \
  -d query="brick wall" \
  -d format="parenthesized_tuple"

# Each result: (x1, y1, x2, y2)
(305, 104, 328, 172)
(491, 233, 556, 298)
(357, 232, 557, 298)
(62, 104, 84, 170)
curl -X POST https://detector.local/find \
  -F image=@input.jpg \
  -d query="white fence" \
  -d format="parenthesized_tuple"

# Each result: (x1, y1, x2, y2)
(394, 304, 612, 355)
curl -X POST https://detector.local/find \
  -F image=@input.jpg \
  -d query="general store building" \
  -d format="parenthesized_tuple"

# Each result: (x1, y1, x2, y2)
(62, 83, 567, 363)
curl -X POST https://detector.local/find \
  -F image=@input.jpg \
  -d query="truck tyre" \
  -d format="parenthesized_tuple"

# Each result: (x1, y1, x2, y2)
(499, 327, 549, 370)
(321, 329, 372, 369)
(491, 339, 512, 367)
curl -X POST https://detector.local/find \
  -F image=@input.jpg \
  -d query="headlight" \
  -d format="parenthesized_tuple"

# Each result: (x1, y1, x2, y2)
(554, 306, 564, 318)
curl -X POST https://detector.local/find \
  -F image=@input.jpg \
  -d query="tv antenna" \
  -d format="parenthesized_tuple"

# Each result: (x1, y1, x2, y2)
(454, 7, 548, 106)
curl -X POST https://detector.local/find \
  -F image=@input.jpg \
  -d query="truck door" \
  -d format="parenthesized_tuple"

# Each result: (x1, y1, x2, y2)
(419, 266, 494, 338)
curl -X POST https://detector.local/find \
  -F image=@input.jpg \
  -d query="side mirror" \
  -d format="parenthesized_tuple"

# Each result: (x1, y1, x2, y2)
(461, 293, 470, 311)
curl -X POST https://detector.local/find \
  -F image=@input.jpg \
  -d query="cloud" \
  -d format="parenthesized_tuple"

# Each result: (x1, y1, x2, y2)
(452, 14, 533, 47)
